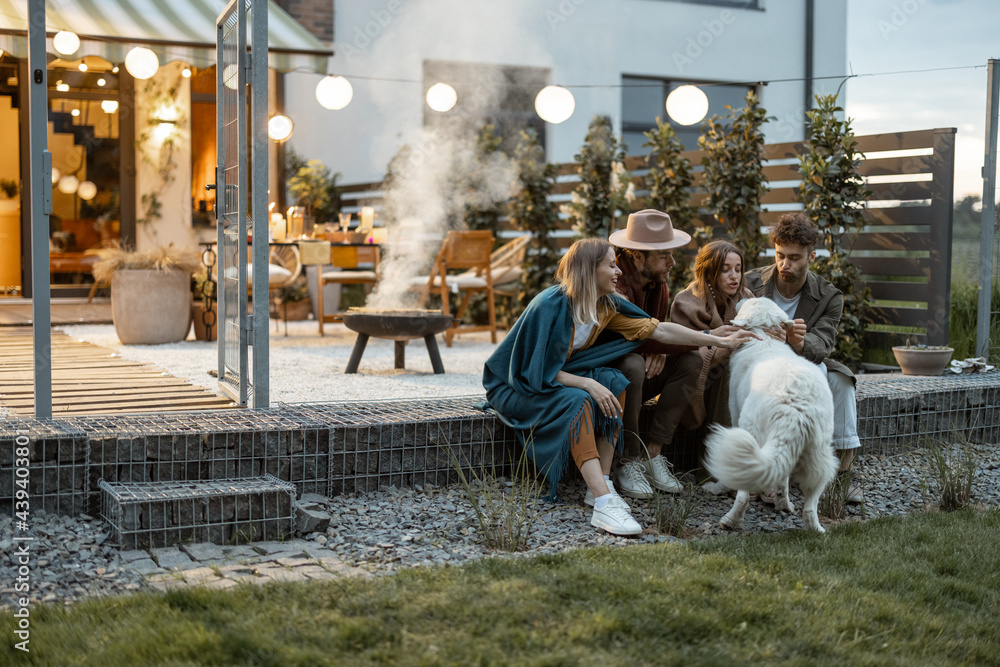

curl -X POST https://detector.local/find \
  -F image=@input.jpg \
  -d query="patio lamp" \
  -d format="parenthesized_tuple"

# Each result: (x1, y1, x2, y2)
(534, 85, 575, 124)
(268, 115, 294, 142)
(426, 82, 457, 112)
(53, 31, 80, 56)
(315, 75, 353, 110)
(124, 47, 159, 80)
(666, 85, 709, 126)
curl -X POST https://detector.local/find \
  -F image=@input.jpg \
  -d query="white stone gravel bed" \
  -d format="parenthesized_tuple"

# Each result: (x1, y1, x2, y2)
(60, 320, 497, 405)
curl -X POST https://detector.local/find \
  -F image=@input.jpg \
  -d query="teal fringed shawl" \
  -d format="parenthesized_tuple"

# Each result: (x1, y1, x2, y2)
(482, 286, 651, 500)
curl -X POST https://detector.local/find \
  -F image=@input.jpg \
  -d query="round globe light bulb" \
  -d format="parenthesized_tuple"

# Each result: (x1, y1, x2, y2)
(665, 85, 709, 126)
(267, 115, 294, 142)
(315, 75, 353, 110)
(77, 181, 97, 201)
(426, 82, 457, 112)
(101, 100, 119, 114)
(51, 167, 61, 185)
(97, 78, 106, 87)
(78, 63, 88, 72)
(534, 85, 575, 124)
(57, 175, 79, 195)
(53, 31, 80, 56)
(181, 68, 192, 78)
(71, 109, 80, 117)
(124, 47, 159, 80)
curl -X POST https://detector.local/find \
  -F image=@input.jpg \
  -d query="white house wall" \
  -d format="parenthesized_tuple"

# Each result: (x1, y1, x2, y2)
(284, 0, 847, 185)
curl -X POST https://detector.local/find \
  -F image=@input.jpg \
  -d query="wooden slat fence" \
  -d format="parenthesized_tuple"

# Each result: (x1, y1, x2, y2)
(338, 128, 956, 346)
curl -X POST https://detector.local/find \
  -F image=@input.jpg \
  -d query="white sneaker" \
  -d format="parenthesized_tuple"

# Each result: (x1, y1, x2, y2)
(643, 455, 684, 493)
(591, 503, 642, 536)
(615, 460, 655, 499)
(583, 479, 630, 509)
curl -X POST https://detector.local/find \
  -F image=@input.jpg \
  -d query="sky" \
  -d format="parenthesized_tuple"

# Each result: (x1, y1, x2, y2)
(845, 0, 1000, 201)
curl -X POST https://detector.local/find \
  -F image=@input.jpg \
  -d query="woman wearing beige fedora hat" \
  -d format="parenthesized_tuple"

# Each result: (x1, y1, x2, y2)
(484, 237, 757, 536)
(607, 209, 705, 500)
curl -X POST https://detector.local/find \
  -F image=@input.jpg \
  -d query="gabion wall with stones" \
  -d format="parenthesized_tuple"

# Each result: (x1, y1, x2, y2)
(2, 379, 998, 518)
(99, 475, 295, 549)
(0, 398, 518, 517)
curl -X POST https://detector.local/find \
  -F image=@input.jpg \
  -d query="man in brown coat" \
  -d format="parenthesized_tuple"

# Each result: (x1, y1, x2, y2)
(604, 209, 702, 500)
(744, 212, 863, 503)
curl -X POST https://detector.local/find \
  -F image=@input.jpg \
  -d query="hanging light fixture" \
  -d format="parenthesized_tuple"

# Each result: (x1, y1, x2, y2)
(665, 85, 709, 126)
(53, 31, 80, 56)
(426, 82, 457, 112)
(70, 109, 80, 117)
(534, 85, 575, 124)
(124, 47, 159, 80)
(267, 115, 294, 142)
(97, 78, 106, 87)
(222, 63, 239, 90)
(55, 81, 69, 92)
(51, 167, 61, 185)
(57, 175, 79, 195)
(78, 63, 88, 72)
(315, 75, 353, 110)
(101, 100, 119, 113)
(77, 181, 97, 201)
(181, 68, 192, 78)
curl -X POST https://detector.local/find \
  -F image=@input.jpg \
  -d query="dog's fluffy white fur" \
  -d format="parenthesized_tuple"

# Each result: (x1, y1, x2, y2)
(704, 297, 838, 532)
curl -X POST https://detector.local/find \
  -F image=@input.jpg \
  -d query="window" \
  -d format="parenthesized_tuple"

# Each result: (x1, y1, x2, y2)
(621, 76, 756, 154)
(422, 60, 548, 156)
(659, 0, 761, 9)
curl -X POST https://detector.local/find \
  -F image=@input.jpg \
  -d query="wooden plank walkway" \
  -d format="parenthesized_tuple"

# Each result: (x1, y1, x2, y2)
(0, 301, 113, 326)
(0, 327, 238, 416)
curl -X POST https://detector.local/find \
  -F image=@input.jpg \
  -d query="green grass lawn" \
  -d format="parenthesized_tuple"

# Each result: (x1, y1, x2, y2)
(5, 508, 1000, 666)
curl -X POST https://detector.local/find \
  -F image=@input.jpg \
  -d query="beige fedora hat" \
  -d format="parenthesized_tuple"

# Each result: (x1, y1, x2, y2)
(609, 209, 692, 251)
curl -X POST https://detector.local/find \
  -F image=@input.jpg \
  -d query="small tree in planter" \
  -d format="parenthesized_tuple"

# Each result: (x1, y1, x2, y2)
(643, 116, 698, 293)
(463, 124, 509, 239)
(699, 91, 771, 268)
(562, 115, 635, 239)
(94, 245, 201, 344)
(287, 159, 341, 227)
(798, 94, 874, 371)
(509, 128, 560, 316)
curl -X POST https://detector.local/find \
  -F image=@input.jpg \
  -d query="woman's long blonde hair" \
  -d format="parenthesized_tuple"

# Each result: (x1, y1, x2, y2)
(691, 239, 746, 302)
(556, 238, 618, 325)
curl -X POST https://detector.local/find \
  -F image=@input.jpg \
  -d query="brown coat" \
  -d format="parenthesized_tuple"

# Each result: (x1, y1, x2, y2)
(670, 284, 752, 427)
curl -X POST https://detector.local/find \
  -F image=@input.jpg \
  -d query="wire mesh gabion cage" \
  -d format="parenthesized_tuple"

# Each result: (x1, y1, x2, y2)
(99, 475, 295, 550)
(0, 421, 89, 515)
(855, 374, 1000, 455)
(282, 397, 519, 496)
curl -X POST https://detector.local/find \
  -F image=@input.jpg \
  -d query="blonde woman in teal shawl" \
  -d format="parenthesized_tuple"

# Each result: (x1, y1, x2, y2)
(483, 238, 757, 536)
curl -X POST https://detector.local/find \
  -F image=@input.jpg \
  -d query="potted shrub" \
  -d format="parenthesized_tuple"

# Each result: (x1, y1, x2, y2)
(93, 245, 200, 344)
(191, 271, 218, 341)
(892, 343, 954, 376)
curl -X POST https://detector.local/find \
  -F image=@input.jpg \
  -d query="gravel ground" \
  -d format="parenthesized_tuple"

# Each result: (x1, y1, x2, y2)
(3, 323, 998, 607)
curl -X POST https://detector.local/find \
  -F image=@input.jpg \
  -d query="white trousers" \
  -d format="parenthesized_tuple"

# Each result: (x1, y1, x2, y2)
(818, 362, 861, 450)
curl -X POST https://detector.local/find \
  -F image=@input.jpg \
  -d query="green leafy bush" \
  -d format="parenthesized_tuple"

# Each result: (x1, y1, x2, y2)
(798, 94, 875, 371)
(562, 116, 635, 239)
(699, 91, 771, 267)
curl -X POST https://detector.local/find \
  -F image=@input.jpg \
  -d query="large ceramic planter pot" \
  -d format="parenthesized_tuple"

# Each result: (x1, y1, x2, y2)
(111, 269, 192, 344)
(892, 346, 954, 376)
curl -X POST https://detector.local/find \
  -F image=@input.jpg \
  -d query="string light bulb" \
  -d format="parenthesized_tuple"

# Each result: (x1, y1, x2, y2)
(315, 76, 353, 110)
(534, 85, 575, 124)
(426, 82, 457, 112)
(665, 85, 709, 126)
(53, 31, 80, 56)
(124, 47, 159, 80)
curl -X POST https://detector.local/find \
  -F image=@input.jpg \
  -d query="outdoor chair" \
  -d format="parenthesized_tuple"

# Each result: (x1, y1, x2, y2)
(317, 244, 381, 335)
(409, 230, 496, 347)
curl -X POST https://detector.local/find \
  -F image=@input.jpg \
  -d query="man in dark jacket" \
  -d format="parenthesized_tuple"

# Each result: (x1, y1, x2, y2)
(745, 212, 863, 503)
(604, 209, 703, 500)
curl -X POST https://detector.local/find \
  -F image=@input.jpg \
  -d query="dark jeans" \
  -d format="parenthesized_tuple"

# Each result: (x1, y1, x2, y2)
(609, 351, 702, 459)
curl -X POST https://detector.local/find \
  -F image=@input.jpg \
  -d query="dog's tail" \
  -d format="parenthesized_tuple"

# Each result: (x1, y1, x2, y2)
(703, 425, 799, 493)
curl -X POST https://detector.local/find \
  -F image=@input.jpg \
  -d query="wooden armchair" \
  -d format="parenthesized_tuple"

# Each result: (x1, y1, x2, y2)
(413, 230, 496, 346)
(317, 244, 381, 335)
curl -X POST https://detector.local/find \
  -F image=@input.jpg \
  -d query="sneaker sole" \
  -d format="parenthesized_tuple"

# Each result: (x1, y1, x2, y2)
(649, 481, 683, 494)
(617, 487, 654, 500)
(590, 517, 642, 536)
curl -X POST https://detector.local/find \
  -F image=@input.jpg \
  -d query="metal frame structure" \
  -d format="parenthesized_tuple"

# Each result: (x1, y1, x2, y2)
(27, 0, 53, 419)
(216, 0, 269, 407)
(977, 59, 999, 361)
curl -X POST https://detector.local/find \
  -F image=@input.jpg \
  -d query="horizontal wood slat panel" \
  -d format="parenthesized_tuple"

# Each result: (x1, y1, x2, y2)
(853, 257, 931, 277)
(868, 281, 930, 302)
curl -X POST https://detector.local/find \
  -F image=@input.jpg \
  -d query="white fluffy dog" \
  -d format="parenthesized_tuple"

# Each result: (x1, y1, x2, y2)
(704, 297, 838, 532)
